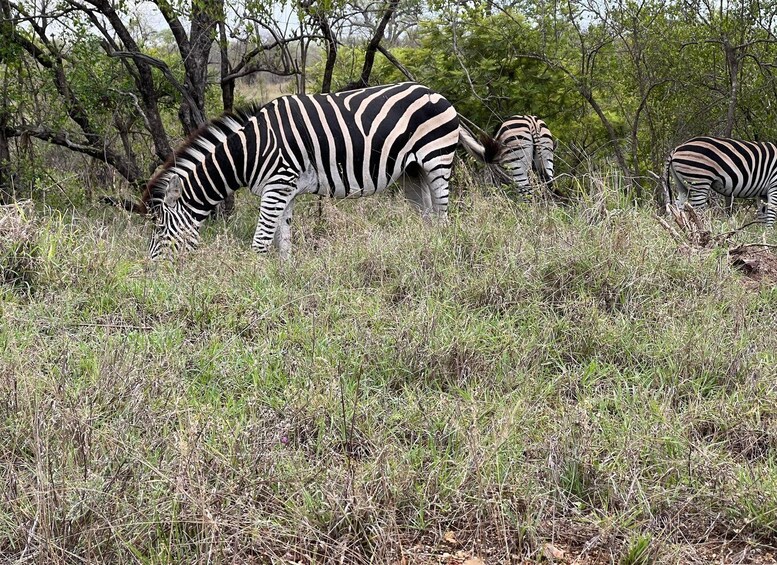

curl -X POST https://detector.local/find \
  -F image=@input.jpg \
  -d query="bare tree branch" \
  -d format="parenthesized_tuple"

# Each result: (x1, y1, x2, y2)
(109, 50, 204, 125)
(376, 44, 415, 81)
(4, 125, 142, 184)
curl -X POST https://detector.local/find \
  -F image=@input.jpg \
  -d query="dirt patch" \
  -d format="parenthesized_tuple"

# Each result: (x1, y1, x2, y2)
(729, 245, 777, 286)
(658, 204, 777, 287)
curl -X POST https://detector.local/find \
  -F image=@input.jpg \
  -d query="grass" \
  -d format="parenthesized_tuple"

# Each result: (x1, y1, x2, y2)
(2, 168, 777, 563)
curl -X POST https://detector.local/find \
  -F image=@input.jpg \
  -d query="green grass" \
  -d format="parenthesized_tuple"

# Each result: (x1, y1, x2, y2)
(2, 170, 777, 563)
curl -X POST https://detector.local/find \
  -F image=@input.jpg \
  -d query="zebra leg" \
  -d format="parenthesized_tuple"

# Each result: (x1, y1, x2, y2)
(252, 183, 295, 254)
(765, 188, 777, 227)
(401, 170, 434, 217)
(426, 165, 451, 218)
(669, 165, 689, 208)
(723, 195, 734, 215)
(688, 183, 710, 211)
(506, 163, 532, 196)
(758, 200, 766, 222)
(499, 143, 533, 196)
(273, 199, 294, 260)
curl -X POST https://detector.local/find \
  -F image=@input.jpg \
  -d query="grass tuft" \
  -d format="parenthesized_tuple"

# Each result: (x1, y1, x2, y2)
(0, 200, 40, 294)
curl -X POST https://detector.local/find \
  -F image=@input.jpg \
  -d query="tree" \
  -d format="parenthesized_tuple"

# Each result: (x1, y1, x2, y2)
(0, 0, 416, 206)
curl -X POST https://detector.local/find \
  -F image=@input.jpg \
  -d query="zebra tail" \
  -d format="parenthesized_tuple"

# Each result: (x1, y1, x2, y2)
(458, 126, 500, 164)
(102, 195, 149, 215)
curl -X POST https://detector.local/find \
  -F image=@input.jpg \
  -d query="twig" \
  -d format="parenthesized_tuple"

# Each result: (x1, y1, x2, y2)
(732, 242, 777, 250)
(713, 219, 762, 243)
(376, 44, 415, 82)
(74, 322, 153, 331)
(655, 214, 685, 243)
(20, 512, 38, 561)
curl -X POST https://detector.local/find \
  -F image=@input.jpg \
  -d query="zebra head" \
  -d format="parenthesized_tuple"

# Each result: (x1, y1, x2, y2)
(148, 174, 202, 259)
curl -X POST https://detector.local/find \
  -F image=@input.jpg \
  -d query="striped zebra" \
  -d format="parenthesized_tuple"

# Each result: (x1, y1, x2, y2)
(138, 82, 498, 259)
(492, 115, 555, 194)
(664, 136, 777, 225)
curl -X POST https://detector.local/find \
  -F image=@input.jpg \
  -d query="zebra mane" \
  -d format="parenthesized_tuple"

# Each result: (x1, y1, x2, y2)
(142, 105, 264, 212)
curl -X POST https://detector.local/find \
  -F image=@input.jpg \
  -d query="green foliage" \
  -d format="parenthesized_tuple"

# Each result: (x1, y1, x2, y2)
(66, 36, 138, 126)
(621, 534, 654, 565)
(375, 10, 575, 134)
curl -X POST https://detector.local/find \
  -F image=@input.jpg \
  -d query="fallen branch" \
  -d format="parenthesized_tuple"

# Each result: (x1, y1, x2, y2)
(655, 214, 685, 243)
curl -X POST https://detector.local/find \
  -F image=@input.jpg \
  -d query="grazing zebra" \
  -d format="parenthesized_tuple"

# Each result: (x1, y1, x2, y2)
(137, 82, 498, 259)
(492, 115, 555, 194)
(664, 136, 777, 225)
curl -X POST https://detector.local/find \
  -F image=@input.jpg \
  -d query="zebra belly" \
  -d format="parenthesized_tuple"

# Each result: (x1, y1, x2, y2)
(308, 159, 409, 199)
(711, 178, 770, 198)
(678, 175, 772, 200)
(312, 175, 376, 198)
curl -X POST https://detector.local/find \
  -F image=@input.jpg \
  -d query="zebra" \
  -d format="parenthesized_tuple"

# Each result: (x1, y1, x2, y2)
(491, 115, 555, 195)
(136, 82, 498, 259)
(664, 136, 777, 225)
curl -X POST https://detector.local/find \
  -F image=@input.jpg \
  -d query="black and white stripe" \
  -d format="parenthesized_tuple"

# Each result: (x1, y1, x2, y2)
(143, 82, 496, 259)
(665, 136, 777, 225)
(492, 115, 555, 194)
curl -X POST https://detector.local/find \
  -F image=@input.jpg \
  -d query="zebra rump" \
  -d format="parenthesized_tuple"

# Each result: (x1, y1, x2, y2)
(664, 136, 777, 226)
(136, 82, 499, 259)
(491, 115, 555, 195)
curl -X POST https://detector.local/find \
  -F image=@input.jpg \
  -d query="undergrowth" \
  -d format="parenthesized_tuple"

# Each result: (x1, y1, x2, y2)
(2, 169, 777, 563)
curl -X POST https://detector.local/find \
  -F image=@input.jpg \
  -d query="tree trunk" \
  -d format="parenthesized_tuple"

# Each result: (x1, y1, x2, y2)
(85, 0, 172, 162)
(298, 39, 309, 95)
(178, 0, 220, 135)
(216, 21, 236, 217)
(580, 85, 631, 181)
(724, 39, 739, 138)
(357, 0, 400, 88)
(219, 21, 234, 113)
(0, 109, 11, 203)
(317, 15, 337, 93)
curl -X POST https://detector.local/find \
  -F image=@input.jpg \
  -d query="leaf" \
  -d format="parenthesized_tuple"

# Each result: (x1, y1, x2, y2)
(543, 543, 566, 560)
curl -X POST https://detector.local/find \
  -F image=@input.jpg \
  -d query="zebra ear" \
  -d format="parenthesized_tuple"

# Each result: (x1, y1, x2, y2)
(165, 175, 183, 207)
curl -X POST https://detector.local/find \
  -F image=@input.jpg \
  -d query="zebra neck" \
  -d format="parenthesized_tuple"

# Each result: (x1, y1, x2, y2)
(180, 128, 262, 218)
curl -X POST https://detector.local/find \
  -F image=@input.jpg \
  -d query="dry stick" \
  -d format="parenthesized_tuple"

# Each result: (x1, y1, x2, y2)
(662, 204, 777, 251)
(655, 214, 686, 243)
(75, 322, 154, 331)
(682, 202, 707, 232)
(458, 113, 493, 140)
(338, 365, 352, 498)
(733, 242, 777, 250)
(713, 220, 762, 243)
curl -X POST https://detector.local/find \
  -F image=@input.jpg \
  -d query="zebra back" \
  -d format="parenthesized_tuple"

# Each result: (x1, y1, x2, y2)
(494, 115, 555, 193)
